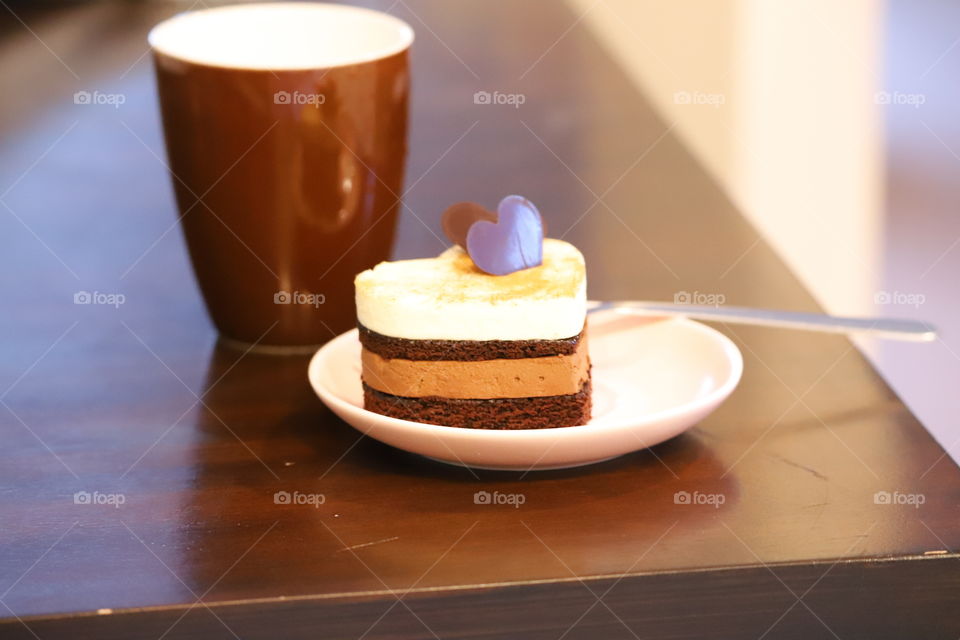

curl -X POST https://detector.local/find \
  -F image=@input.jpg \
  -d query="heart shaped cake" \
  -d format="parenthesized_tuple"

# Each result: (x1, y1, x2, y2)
(354, 198, 590, 429)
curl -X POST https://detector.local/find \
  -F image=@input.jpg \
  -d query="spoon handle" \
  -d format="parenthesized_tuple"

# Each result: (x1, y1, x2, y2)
(588, 301, 937, 342)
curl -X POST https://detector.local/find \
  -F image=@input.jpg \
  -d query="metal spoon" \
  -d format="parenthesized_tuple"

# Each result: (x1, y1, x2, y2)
(588, 301, 937, 342)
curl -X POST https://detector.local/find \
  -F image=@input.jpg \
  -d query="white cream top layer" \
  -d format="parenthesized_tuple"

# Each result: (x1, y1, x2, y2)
(355, 239, 587, 341)
(148, 3, 414, 70)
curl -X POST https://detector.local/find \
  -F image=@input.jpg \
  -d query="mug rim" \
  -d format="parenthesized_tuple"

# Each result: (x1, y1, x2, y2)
(148, 2, 414, 72)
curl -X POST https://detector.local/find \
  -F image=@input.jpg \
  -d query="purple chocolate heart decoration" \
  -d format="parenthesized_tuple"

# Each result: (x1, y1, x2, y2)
(466, 195, 544, 275)
(441, 202, 497, 249)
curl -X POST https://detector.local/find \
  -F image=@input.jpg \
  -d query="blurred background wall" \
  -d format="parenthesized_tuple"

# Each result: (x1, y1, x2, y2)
(569, 0, 884, 317)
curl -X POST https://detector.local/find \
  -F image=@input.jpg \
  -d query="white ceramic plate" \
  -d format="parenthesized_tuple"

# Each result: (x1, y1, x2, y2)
(308, 308, 743, 471)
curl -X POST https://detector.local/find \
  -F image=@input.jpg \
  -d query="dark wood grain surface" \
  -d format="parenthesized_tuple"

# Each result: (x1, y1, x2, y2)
(1, 2, 958, 638)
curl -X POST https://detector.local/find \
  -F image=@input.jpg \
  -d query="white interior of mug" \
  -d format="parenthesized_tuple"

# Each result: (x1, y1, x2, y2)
(148, 2, 414, 70)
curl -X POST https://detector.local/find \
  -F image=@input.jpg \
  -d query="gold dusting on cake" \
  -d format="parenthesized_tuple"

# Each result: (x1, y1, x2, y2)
(440, 246, 581, 301)
(355, 239, 585, 304)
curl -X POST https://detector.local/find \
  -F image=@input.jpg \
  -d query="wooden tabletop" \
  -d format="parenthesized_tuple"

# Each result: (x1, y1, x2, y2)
(1, 1, 958, 638)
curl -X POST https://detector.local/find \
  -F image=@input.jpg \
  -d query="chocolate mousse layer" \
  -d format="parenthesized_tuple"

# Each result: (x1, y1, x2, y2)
(358, 323, 584, 361)
(358, 321, 592, 429)
(361, 338, 589, 399)
(363, 380, 592, 430)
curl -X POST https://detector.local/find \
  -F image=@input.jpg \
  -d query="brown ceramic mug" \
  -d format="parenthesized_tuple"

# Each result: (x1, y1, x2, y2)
(149, 3, 412, 351)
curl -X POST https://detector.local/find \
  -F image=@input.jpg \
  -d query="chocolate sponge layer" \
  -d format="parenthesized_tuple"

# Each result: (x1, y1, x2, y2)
(362, 380, 592, 430)
(358, 323, 585, 361)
